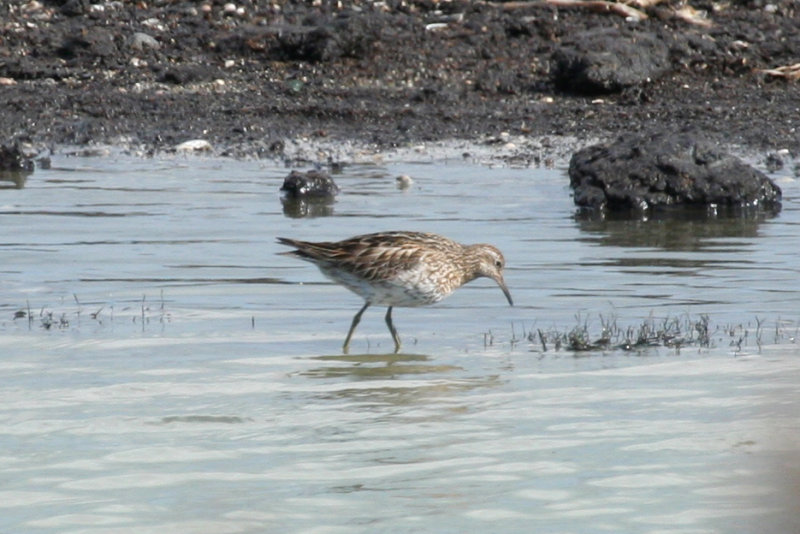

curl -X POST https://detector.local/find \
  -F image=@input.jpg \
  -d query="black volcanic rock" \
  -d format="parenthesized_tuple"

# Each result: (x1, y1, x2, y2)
(552, 29, 671, 94)
(569, 132, 782, 214)
(280, 170, 340, 198)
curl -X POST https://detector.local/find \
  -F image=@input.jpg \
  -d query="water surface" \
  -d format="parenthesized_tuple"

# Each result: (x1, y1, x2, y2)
(1, 152, 798, 533)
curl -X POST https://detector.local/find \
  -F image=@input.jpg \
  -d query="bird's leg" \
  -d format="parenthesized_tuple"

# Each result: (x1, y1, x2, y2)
(343, 302, 370, 354)
(385, 306, 401, 353)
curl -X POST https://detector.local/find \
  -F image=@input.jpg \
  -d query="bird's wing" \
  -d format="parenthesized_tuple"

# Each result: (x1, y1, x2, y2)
(277, 232, 466, 283)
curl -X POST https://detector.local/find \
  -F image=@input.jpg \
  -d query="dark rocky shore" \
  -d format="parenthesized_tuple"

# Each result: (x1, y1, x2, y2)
(1, 0, 799, 160)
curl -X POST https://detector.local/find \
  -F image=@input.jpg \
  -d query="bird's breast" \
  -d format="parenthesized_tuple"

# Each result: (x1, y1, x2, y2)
(319, 263, 455, 307)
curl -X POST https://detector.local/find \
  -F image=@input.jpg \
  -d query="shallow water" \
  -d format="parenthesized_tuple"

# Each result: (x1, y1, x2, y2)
(1, 152, 799, 533)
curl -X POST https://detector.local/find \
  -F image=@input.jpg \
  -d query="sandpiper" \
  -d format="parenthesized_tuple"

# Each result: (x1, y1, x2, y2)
(277, 231, 513, 353)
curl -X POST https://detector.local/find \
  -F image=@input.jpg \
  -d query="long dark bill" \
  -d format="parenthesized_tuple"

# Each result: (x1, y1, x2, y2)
(497, 278, 513, 306)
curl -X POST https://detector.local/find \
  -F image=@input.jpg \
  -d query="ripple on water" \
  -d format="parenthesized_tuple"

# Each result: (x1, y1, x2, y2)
(0, 155, 799, 533)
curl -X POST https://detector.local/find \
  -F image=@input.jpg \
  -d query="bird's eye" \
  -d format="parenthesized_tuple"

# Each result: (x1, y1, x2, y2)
(495, 260, 503, 269)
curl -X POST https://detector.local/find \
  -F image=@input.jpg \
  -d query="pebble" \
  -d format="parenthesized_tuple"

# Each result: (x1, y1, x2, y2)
(175, 139, 212, 152)
(130, 32, 160, 51)
(425, 23, 448, 32)
(22, 1, 43, 12)
(142, 18, 165, 31)
(395, 175, 413, 189)
(765, 153, 784, 172)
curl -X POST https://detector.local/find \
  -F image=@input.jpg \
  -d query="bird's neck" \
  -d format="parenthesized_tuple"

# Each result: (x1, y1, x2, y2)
(459, 245, 485, 283)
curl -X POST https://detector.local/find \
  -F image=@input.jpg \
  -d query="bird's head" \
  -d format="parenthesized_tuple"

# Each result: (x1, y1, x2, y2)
(467, 244, 513, 306)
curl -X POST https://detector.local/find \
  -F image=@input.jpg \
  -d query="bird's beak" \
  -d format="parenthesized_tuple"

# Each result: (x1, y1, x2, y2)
(496, 276, 513, 306)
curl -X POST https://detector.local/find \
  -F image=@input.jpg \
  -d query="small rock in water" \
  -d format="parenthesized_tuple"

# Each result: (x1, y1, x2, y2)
(280, 169, 340, 198)
(765, 153, 784, 172)
(0, 142, 35, 189)
(175, 139, 212, 152)
(395, 174, 413, 189)
(0, 143, 34, 173)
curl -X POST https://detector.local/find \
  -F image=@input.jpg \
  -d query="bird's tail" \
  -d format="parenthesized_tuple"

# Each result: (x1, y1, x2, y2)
(276, 237, 304, 257)
(276, 237, 325, 261)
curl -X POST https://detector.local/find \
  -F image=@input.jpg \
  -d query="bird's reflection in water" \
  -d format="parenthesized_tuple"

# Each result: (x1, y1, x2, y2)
(281, 196, 335, 218)
(298, 352, 504, 406)
(0, 170, 28, 189)
(300, 352, 461, 380)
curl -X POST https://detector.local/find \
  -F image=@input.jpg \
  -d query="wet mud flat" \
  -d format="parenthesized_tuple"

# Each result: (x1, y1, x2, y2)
(1, 0, 799, 159)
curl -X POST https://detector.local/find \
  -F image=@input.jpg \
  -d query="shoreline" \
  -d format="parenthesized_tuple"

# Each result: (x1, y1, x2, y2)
(2, 0, 799, 164)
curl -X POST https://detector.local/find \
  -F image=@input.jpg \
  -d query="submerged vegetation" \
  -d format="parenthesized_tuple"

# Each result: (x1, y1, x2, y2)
(7, 292, 170, 332)
(531, 313, 714, 352)
(491, 313, 798, 354)
(4, 294, 797, 356)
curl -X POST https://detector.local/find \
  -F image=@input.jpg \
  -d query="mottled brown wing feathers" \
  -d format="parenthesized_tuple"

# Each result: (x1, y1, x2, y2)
(343, 239, 427, 282)
(277, 232, 454, 282)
